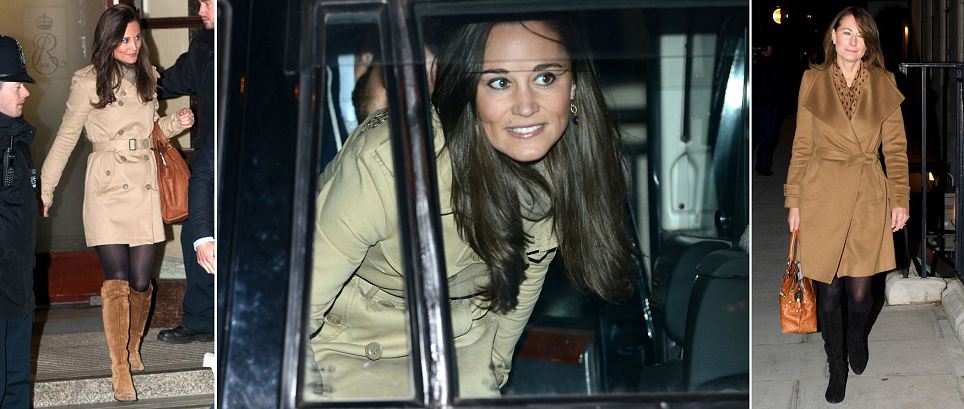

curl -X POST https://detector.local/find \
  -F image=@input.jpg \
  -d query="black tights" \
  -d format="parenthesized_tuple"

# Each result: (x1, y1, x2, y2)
(817, 275, 873, 314)
(95, 244, 155, 293)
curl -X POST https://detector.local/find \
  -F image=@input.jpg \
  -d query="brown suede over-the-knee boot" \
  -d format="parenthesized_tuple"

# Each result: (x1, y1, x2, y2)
(102, 280, 136, 401)
(128, 283, 152, 372)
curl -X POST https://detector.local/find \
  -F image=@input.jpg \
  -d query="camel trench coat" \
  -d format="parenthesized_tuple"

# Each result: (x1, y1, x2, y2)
(784, 67, 910, 284)
(41, 65, 187, 246)
(307, 109, 558, 399)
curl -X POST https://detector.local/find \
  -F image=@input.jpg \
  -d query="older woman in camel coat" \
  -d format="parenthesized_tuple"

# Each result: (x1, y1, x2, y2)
(784, 6, 909, 404)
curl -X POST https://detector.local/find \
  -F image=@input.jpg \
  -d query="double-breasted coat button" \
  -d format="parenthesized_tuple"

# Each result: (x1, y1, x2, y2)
(120, 91, 127, 96)
(118, 129, 124, 135)
(325, 314, 342, 326)
(105, 170, 111, 176)
(117, 100, 124, 106)
(365, 342, 383, 360)
(145, 184, 152, 190)
(122, 184, 129, 189)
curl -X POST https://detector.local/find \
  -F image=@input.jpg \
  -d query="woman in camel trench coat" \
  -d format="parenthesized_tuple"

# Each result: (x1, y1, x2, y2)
(39, 5, 192, 402)
(784, 6, 910, 404)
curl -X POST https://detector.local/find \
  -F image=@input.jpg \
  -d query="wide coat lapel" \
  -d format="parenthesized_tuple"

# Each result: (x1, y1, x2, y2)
(802, 68, 857, 146)
(851, 69, 904, 147)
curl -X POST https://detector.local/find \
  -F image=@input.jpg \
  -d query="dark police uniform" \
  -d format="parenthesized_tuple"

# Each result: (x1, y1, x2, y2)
(0, 34, 37, 409)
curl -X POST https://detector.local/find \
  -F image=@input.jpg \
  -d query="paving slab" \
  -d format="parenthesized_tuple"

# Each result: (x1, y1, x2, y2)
(753, 342, 827, 381)
(750, 380, 796, 409)
(866, 305, 942, 342)
(858, 338, 954, 377)
(797, 374, 964, 409)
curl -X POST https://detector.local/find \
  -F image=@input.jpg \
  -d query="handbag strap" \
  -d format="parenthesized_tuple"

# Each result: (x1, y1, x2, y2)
(786, 230, 798, 264)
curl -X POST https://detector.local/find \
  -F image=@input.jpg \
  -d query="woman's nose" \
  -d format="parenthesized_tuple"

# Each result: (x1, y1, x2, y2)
(511, 87, 538, 117)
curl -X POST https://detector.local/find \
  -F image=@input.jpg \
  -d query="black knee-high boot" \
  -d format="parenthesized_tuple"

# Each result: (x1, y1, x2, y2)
(821, 309, 847, 404)
(848, 311, 870, 375)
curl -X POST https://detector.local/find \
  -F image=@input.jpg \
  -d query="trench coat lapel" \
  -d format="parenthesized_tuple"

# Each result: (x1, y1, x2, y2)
(802, 68, 859, 145)
(851, 69, 904, 144)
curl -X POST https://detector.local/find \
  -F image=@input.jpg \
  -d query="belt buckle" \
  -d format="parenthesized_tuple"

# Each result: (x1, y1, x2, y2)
(128, 139, 136, 151)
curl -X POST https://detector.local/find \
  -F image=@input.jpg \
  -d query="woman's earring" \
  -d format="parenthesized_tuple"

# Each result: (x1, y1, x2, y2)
(570, 100, 579, 126)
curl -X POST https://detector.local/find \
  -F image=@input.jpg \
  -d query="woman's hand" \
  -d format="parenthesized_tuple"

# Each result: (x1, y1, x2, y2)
(891, 207, 909, 232)
(176, 108, 195, 128)
(42, 202, 50, 218)
(787, 208, 800, 232)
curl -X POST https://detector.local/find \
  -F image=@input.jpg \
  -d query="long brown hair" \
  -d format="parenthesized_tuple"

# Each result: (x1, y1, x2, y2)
(815, 6, 885, 70)
(432, 19, 634, 314)
(91, 4, 155, 108)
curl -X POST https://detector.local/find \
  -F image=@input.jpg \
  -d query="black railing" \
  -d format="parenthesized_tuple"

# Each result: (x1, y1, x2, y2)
(897, 63, 964, 279)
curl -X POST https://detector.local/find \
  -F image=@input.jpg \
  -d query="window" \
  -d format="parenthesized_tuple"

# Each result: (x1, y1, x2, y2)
(216, 0, 749, 407)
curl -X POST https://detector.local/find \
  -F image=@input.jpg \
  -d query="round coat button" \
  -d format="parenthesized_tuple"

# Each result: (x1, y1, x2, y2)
(145, 184, 152, 190)
(325, 314, 342, 326)
(122, 184, 129, 189)
(105, 170, 111, 176)
(118, 129, 124, 135)
(365, 342, 383, 360)
(120, 91, 127, 96)
(117, 101, 124, 106)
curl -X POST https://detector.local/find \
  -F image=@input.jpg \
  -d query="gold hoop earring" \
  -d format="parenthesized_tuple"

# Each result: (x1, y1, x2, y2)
(570, 100, 580, 125)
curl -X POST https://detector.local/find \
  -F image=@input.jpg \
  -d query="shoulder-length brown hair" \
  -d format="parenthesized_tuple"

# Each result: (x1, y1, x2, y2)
(815, 6, 885, 70)
(432, 19, 635, 314)
(91, 4, 155, 108)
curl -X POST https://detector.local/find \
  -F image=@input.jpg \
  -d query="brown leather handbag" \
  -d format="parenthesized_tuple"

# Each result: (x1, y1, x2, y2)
(780, 230, 817, 333)
(151, 123, 190, 223)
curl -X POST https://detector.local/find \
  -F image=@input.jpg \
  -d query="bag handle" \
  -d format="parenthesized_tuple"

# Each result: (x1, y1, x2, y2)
(786, 229, 798, 264)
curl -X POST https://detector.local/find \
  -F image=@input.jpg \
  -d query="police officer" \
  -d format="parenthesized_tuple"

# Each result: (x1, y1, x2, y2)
(0, 35, 37, 409)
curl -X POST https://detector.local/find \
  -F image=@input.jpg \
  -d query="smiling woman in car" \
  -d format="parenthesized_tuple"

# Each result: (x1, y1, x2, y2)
(308, 17, 636, 399)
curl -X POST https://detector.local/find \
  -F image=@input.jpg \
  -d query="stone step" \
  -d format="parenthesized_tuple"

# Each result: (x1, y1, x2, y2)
(31, 307, 214, 407)
(41, 393, 212, 409)
(34, 370, 214, 407)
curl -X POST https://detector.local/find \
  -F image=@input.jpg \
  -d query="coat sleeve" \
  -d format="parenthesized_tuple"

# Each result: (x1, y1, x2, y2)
(183, 145, 214, 242)
(308, 130, 393, 335)
(151, 66, 191, 139)
(490, 227, 555, 387)
(881, 73, 910, 210)
(784, 70, 815, 208)
(157, 46, 197, 99)
(40, 71, 93, 206)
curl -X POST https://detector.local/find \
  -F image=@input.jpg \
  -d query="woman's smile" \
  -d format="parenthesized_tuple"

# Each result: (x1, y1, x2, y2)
(505, 123, 545, 139)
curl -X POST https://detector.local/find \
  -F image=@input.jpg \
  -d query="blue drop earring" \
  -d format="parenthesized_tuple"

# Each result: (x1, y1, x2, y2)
(570, 100, 579, 126)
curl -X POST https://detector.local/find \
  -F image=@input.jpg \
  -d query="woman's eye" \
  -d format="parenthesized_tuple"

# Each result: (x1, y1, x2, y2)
(487, 78, 510, 90)
(535, 73, 556, 86)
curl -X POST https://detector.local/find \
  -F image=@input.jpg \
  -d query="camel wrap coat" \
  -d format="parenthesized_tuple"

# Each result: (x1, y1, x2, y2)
(41, 65, 187, 246)
(307, 109, 558, 399)
(784, 67, 910, 284)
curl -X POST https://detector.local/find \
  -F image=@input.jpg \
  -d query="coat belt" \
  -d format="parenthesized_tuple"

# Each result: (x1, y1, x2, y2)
(815, 148, 879, 167)
(92, 138, 151, 152)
